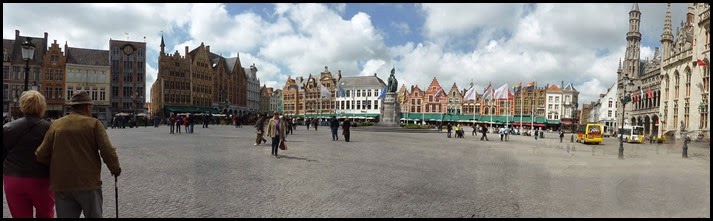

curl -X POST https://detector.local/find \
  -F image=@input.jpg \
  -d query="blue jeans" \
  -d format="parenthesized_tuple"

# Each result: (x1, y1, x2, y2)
(271, 135, 280, 155)
(331, 128, 338, 140)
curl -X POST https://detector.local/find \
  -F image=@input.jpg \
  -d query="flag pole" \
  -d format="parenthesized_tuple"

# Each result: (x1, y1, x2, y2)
(490, 88, 493, 130)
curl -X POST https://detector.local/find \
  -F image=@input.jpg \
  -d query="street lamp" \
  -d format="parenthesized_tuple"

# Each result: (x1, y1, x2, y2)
(618, 73, 635, 159)
(21, 37, 36, 91)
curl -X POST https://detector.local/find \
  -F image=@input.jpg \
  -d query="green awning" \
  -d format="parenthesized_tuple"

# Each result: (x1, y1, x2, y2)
(164, 106, 219, 114)
(535, 116, 547, 123)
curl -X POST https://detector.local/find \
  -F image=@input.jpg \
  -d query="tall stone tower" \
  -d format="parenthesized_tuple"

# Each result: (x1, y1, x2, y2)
(618, 3, 642, 125)
(660, 3, 674, 60)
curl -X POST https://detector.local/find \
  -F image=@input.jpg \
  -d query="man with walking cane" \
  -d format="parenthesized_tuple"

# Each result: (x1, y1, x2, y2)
(35, 91, 122, 218)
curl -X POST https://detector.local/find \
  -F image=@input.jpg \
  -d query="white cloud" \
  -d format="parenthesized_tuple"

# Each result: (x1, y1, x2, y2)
(4, 3, 689, 107)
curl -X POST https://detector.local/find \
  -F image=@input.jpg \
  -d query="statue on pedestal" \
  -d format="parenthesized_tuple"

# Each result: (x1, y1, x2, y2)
(387, 68, 398, 93)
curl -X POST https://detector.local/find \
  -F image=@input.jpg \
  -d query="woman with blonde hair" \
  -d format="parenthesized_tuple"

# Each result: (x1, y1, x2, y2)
(2, 90, 54, 218)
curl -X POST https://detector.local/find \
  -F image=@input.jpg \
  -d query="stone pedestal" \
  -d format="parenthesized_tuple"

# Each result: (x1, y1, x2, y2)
(379, 92, 401, 127)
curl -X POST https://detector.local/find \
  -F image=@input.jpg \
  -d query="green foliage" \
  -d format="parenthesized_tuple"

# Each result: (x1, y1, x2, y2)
(358, 122, 374, 127)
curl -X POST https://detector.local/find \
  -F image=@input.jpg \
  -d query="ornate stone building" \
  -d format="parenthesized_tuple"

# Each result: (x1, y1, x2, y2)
(660, 3, 710, 139)
(109, 39, 146, 116)
(259, 85, 271, 114)
(42, 40, 67, 118)
(151, 37, 249, 118)
(64, 46, 111, 125)
(3, 30, 47, 118)
(334, 74, 385, 120)
(280, 66, 337, 119)
(246, 64, 260, 112)
(445, 82, 462, 116)
(423, 77, 447, 114)
(270, 89, 282, 114)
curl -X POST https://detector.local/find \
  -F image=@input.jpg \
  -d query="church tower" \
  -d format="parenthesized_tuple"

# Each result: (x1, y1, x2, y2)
(660, 3, 674, 60)
(622, 3, 642, 82)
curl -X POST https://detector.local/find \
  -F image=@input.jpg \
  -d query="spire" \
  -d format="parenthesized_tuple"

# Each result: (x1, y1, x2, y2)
(618, 58, 622, 70)
(160, 31, 165, 54)
(662, 3, 673, 41)
(631, 3, 639, 12)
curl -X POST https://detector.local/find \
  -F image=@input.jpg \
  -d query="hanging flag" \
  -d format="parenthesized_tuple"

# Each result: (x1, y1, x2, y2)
(640, 88, 645, 100)
(435, 88, 445, 101)
(697, 59, 707, 66)
(320, 84, 331, 98)
(377, 86, 387, 100)
(525, 81, 536, 90)
(493, 83, 510, 99)
(513, 82, 523, 93)
(464, 86, 477, 101)
(647, 87, 653, 99)
(482, 83, 492, 100)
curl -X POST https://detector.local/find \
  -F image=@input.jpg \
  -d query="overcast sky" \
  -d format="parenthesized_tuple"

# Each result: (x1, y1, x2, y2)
(3, 3, 690, 105)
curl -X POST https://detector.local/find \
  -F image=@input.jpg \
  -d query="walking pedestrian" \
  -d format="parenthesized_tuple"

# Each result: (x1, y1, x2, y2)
(266, 112, 286, 158)
(480, 125, 489, 141)
(446, 123, 452, 138)
(189, 113, 195, 133)
(176, 115, 183, 134)
(35, 91, 121, 218)
(559, 130, 565, 143)
(313, 119, 319, 131)
(168, 113, 176, 134)
(306, 118, 310, 130)
(471, 124, 477, 136)
(330, 116, 339, 141)
(342, 119, 352, 142)
(255, 114, 268, 146)
(534, 129, 539, 140)
(183, 115, 189, 133)
(3, 90, 55, 218)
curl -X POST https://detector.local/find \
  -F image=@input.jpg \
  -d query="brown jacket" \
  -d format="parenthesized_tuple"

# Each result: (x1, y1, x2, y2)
(35, 112, 121, 192)
(266, 117, 286, 139)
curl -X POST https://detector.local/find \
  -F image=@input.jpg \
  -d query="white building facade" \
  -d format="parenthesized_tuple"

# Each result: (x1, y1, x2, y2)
(659, 3, 709, 139)
(335, 75, 386, 121)
(595, 83, 618, 134)
(245, 64, 260, 113)
(545, 84, 563, 121)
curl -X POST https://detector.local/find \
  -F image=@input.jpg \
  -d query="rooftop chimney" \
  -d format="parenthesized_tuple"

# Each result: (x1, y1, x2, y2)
(185, 46, 189, 55)
(206, 45, 210, 52)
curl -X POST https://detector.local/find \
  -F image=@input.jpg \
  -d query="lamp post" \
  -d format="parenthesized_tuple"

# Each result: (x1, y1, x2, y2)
(21, 37, 36, 91)
(618, 74, 635, 159)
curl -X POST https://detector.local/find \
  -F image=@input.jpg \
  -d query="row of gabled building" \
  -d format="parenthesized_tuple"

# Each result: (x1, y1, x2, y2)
(4, 30, 146, 125)
(149, 35, 264, 118)
(280, 69, 580, 131)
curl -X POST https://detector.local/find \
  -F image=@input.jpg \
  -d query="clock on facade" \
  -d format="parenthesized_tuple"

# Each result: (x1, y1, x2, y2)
(122, 45, 134, 55)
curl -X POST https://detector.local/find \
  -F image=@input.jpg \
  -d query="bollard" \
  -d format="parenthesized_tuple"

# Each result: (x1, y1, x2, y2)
(571, 134, 574, 143)
(540, 132, 544, 139)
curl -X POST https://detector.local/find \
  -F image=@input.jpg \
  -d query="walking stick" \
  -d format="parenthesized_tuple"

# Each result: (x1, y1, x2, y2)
(115, 175, 119, 218)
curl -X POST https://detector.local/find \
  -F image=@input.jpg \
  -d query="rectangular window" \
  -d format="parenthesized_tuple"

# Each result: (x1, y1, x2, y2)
(608, 101, 613, 108)
(34, 68, 40, 81)
(85, 70, 90, 82)
(13, 67, 20, 80)
(608, 110, 612, 118)
(54, 87, 60, 99)
(46, 69, 53, 80)
(67, 86, 74, 99)
(91, 88, 98, 101)
(555, 97, 559, 103)
(374, 100, 378, 110)
(46, 88, 52, 99)
(548, 96, 553, 103)
(56, 70, 63, 81)
(3, 66, 8, 79)
(3, 84, 7, 100)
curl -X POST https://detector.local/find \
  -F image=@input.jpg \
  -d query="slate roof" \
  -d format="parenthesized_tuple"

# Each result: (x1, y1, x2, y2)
(336, 75, 386, 88)
(66, 47, 110, 66)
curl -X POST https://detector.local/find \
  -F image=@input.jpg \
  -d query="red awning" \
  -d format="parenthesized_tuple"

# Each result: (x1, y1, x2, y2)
(561, 119, 572, 125)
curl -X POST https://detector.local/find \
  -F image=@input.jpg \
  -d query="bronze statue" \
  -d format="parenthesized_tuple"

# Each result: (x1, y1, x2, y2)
(387, 68, 398, 92)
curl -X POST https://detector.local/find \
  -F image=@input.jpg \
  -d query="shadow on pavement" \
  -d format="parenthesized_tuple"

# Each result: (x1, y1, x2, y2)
(279, 155, 318, 162)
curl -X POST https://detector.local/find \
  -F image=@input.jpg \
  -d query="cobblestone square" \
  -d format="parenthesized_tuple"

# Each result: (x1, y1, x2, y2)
(3, 125, 710, 218)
